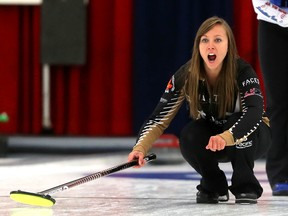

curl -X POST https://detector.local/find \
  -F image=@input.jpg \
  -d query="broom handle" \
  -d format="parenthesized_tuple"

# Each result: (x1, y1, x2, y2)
(40, 153, 156, 195)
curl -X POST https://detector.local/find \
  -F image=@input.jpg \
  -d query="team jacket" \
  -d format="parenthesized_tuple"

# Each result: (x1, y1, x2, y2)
(133, 58, 269, 156)
(252, 0, 288, 27)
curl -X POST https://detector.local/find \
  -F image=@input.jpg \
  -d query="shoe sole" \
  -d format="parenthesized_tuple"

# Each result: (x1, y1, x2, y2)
(235, 198, 257, 204)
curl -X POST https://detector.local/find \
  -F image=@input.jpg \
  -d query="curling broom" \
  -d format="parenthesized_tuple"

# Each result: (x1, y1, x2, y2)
(10, 153, 156, 207)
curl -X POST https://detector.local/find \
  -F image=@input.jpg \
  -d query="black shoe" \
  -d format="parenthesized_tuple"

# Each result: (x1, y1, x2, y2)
(218, 192, 229, 202)
(196, 191, 218, 204)
(235, 193, 257, 204)
(272, 182, 288, 196)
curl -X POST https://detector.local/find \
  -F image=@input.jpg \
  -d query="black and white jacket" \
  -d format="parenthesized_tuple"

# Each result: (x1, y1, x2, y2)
(133, 58, 269, 155)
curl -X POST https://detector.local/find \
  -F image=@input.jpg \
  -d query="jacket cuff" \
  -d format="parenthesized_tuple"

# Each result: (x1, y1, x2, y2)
(218, 130, 235, 146)
(133, 145, 148, 156)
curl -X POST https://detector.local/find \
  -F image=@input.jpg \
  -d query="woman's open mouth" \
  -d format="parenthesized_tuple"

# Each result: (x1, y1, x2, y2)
(208, 53, 216, 62)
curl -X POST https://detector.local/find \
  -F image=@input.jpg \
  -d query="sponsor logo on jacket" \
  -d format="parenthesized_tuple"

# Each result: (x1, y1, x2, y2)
(165, 76, 175, 93)
(236, 140, 253, 149)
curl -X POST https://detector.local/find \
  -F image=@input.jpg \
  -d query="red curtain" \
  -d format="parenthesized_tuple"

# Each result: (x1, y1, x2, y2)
(0, 6, 42, 134)
(233, 1, 266, 101)
(0, 1, 132, 136)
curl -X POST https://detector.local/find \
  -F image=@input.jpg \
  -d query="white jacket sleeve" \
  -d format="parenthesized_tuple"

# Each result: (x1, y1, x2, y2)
(252, 0, 288, 27)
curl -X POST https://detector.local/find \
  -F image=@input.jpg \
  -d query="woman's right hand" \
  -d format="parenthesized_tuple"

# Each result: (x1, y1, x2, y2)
(128, 151, 145, 168)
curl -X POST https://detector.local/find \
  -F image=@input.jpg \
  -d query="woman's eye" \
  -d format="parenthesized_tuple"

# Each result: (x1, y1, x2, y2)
(215, 38, 222, 43)
(201, 38, 208, 43)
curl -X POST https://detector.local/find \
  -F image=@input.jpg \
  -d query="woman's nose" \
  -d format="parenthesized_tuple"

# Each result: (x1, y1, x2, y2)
(208, 42, 215, 50)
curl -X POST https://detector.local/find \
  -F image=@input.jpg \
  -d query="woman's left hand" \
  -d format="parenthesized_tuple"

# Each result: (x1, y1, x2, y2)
(206, 135, 226, 152)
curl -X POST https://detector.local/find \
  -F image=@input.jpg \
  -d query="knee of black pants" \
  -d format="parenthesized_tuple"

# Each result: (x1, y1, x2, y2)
(224, 114, 271, 160)
(254, 122, 271, 159)
(179, 119, 215, 160)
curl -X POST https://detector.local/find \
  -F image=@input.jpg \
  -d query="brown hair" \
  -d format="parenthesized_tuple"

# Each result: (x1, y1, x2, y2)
(185, 16, 238, 119)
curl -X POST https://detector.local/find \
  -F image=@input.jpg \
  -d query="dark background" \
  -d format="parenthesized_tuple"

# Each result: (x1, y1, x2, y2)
(0, 0, 260, 137)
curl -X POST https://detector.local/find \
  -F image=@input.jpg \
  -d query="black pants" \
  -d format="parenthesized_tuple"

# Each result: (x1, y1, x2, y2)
(179, 113, 271, 198)
(258, 20, 288, 187)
